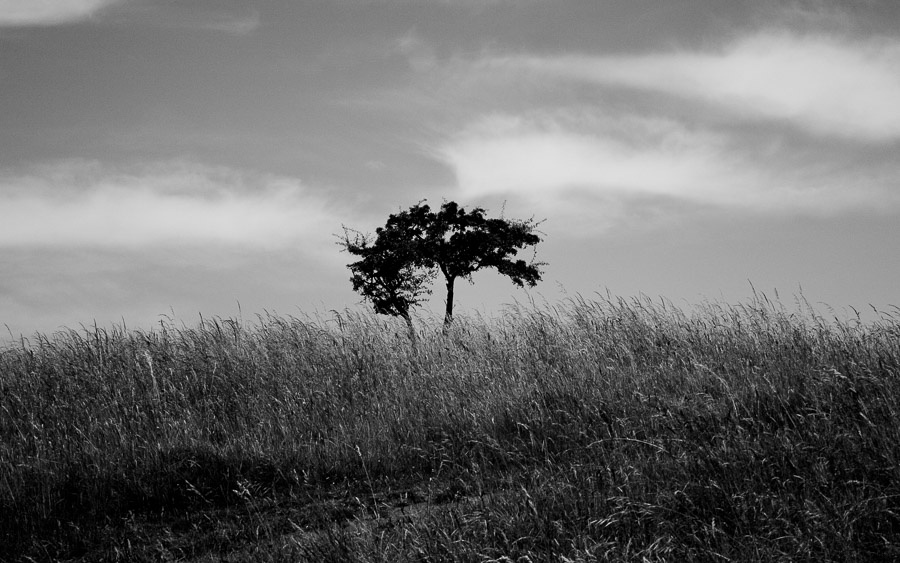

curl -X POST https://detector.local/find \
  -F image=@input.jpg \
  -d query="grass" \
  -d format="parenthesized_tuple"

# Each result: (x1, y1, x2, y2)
(1, 292, 899, 561)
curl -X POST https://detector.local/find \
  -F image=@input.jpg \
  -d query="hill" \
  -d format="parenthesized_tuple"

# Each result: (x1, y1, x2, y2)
(1, 294, 898, 561)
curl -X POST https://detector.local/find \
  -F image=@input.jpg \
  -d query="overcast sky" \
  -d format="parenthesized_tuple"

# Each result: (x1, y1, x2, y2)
(2, 0, 899, 341)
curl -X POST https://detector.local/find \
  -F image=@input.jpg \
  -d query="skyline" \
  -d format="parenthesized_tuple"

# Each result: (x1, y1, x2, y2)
(2, 0, 899, 342)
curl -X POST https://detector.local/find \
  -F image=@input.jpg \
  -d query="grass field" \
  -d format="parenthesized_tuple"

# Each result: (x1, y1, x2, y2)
(1, 293, 899, 562)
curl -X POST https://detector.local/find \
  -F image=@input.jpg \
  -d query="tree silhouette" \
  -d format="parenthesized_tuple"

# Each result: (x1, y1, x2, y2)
(340, 200, 544, 331)
(339, 216, 434, 340)
(423, 201, 543, 325)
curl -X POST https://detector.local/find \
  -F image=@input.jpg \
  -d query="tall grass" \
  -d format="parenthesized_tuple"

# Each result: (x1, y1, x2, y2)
(1, 293, 898, 561)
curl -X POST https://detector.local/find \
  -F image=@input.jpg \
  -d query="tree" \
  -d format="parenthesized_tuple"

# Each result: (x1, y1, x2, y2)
(422, 201, 543, 325)
(340, 200, 544, 331)
(339, 217, 434, 340)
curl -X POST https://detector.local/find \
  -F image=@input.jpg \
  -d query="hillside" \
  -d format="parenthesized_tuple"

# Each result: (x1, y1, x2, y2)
(1, 294, 899, 561)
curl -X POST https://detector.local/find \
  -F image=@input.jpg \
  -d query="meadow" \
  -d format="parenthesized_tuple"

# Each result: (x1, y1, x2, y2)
(1, 293, 898, 562)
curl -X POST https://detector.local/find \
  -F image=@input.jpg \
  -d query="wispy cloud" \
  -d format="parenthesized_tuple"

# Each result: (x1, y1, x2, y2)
(0, 0, 125, 26)
(0, 160, 342, 250)
(487, 30, 900, 141)
(422, 26, 900, 236)
(63, 3, 263, 36)
(396, 29, 438, 72)
(437, 111, 900, 234)
(196, 10, 260, 36)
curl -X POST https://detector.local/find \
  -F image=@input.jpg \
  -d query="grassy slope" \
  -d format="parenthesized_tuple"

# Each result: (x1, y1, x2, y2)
(1, 294, 899, 562)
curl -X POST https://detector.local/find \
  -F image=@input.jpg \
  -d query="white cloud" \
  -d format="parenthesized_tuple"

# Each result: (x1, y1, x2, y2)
(488, 31, 900, 141)
(442, 115, 733, 201)
(0, 1, 261, 34)
(438, 112, 900, 234)
(198, 10, 260, 36)
(425, 28, 900, 235)
(0, 0, 124, 26)
(0, 160, 343, 251)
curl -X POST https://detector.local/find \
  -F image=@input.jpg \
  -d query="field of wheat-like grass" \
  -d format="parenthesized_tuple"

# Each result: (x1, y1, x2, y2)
(1, 293, 898, 561)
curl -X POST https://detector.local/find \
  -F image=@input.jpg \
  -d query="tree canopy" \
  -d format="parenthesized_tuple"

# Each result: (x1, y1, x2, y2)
(339, 216, 434, 337)
(340, 200, 544, 330)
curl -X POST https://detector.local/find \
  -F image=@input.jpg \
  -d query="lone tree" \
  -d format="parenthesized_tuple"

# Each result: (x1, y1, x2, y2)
(340, 200, 544, 330)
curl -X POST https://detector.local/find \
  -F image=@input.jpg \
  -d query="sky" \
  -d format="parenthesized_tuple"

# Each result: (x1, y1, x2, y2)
(2, 0, 899, 342)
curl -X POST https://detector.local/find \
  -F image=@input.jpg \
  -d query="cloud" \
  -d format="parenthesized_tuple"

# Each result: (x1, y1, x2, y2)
(396, 29, 438, 72)
(442, 115, 729, 201)
(0, 160, 343, 251)
(102, 4, 262, 36)
(437, 112, 900, 234)
(422, 27, 900, 236)
(197, 10, 260, 36)
(487, 30, 900, 141)
(0, 0, 124, 26)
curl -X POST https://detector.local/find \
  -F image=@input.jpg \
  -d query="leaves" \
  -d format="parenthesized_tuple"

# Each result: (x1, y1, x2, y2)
(339, 200, 545, 323)
(340, 225, 434, 321)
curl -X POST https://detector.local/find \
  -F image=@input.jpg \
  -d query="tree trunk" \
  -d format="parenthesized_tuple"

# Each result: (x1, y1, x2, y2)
(444, 276, 455, 328)
(401, 311, 417, 345)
